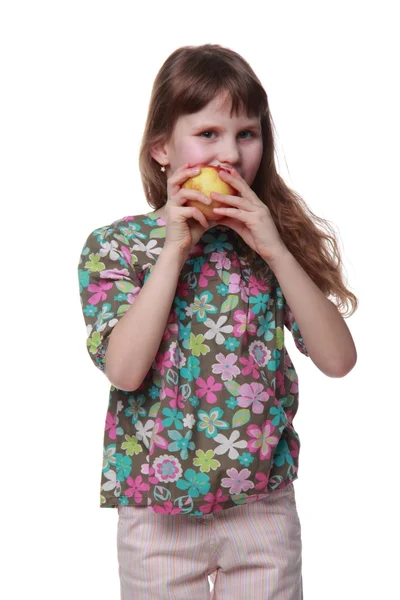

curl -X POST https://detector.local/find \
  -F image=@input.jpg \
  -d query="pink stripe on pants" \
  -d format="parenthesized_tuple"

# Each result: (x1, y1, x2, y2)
(117, 482, 303, 599)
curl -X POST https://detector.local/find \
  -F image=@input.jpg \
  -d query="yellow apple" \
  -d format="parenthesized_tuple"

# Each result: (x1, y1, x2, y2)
(182, 165, 238, 221)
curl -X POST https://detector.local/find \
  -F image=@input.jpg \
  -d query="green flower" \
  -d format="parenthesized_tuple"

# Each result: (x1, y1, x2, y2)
(193, 449, 220, 473)
(85, 253, 105, 272)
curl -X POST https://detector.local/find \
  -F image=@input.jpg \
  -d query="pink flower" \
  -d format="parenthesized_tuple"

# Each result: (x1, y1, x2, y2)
(221, 467, 254, 494)
(124, 475, 150, 503)
(198, 488, 230, 513)
(247, 420, 279, 460)
(239, 355, 260, 379)
(152, 501, 183, 515)
(198, 262, 216, 287)
(155, 349, 173, 375)
(213, 352, 241, 381)
(87, 280, 113, 305)
(237, 382, 273, 414)
(195, 375, 223, 404)
(148, 418, 168, 457)
(105, 412, 117, 440)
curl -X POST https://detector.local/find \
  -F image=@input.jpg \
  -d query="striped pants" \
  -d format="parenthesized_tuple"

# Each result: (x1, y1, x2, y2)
(117, 482, 303, 599)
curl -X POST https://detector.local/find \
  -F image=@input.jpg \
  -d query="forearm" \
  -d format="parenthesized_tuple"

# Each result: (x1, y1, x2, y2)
(268, 249, 357, 377)
(105, 245, 187, 391)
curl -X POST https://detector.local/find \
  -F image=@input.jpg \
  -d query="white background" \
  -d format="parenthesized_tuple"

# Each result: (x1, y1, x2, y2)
(1, 1, 398, 598)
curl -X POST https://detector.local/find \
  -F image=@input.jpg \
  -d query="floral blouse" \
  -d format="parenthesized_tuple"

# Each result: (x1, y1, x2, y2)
(77, 211, 309, 517)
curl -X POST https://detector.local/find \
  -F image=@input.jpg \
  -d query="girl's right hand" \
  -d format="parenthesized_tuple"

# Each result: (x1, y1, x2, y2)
(163, 163, 217, 258)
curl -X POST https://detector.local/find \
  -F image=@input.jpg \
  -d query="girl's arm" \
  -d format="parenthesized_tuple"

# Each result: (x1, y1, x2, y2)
(105, 246, 186, 391)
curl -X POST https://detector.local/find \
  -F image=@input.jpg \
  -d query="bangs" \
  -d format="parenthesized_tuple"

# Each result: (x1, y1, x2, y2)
(168, 57, 268, 125)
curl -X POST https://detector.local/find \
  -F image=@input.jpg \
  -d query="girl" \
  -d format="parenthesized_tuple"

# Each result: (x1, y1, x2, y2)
(78, 44, 358, 600)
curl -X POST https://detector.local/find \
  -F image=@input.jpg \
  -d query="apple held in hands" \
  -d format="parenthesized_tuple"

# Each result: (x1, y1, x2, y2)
(182, 165, 239, 221)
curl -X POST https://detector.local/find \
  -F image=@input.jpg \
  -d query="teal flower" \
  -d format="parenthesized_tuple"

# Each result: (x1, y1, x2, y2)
(78, 268, 90, 292)
(115, 453, 132, 482)
(226, 396, 238, 410)
(174, 298, 188, 319)
(176, 469, 211, 497)
(273, 439, 293, 467)
(119, 496, 129, 506)
(161, 407, 184, 429)
(124, 394, 147, 425)
(148, 385, 160, 400)
(250, 293, 270, 315)
(270, 403, 287, 427)
(114, 293, 127, 302)
(179, 323, 191, 342)
(180, 356, 200, 382)
(83, 304, 97, 317)
(224, 337, 240, 351)
(216, 283, 229, 296)
(189, 395, 200, 408)
(196, 407, 229, 439)
(257, 311, 275, 342)
(238, 452, 255, 467)
(168, 430, 196, 460)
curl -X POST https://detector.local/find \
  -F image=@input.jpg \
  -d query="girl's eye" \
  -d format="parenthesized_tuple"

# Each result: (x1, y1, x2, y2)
(199, 130, 254, 140)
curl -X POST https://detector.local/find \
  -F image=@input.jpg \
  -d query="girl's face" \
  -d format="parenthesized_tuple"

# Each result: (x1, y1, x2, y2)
(154, 90, 264, 188)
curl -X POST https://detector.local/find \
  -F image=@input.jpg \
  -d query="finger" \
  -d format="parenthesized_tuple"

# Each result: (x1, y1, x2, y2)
(179, 206, 209, 229)
(212, 206, 245, 219)
(168, 166, 201, 196)
(176, 188, 211, 206)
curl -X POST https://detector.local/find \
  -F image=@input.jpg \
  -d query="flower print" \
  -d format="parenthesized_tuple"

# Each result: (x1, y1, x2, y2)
(182, 413, 196, 429)
(228, 272, 241, 294)
(203, 315, 233, 345)
(247, 420, 280, 460)
(193, 449, 221, 473)
(269, 402, 288, 427)
(176, 280, 190, 297)
(220, 467, 255, 494)
(250, 293, 270, 315)
(198, 262, 217, 287)
(176, 468, 211, 497)
(115, 453, 132, 482)
(195, 375, 223, 404)
(189, 395, 200, 408)
(213, 429, 248, 459)
(174, 298, 188, 320)
(100, 267, 131, 281)
(168, 341, 187, 369)
(118, 221, 142, 240)
(216, 283, 229, 296)
(98, 239, 119, 261)
(102, 444, 117, 471)
(289, 438, 300, 459)
(237, 452, 255, 467)
(196, 407, 229, 439)
(87, 330, 101, 355)
(209, 250, 231, 270)
(154, 349, 173, 376)
(168, 429, 196, 460)
(247, 274, 270, 296)
(212, 352, 241, 381)
(226, 396, 237, 409)
(164, 384, 186, 410)
(180, 355, 200, 382)
(124, 474, 151, 502)
(124, 394, 147, 425)
(203, 231, 233, 253)
(105, 411, 117, 440)
(257, 311, 276, 343)
(87, 279, 114, 305)
(85, 252, 105, 273)
(121, 434, 143, 457)
(187, 333, 211, 357)
(188, 291, 218, 323)
(232, 309, 257, 340)
(152, 501, 184, 515)
(102, 468, 117, 492)
(248, 340, 271, 368)
(178, 322, 191, 342)
(224, 337, 240, 351)
(272, 439, 294, 468)
(78, 268, 90, 292)
(161, 407, 184, 430)
(238, 355, 260, 379)
(148, 418, 169, 457)
(152, 454, 183, 483)
(119, 245, 133, 266)
(198, 488, 230, 513)
(131, 237, 162, 260)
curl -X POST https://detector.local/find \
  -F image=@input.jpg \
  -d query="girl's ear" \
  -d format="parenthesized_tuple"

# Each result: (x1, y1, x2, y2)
(150, 141, 169, 166)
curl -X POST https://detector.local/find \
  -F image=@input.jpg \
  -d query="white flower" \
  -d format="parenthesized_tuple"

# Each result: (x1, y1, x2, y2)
(203, 315, 233, 345)
(213, 430, 247, 460)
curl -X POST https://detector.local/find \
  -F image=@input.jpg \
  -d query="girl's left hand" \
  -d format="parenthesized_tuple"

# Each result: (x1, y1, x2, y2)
(211, 169, 287, 264)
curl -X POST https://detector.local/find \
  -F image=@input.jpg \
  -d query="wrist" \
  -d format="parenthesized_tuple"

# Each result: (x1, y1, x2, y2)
(263, 245, 292, 272)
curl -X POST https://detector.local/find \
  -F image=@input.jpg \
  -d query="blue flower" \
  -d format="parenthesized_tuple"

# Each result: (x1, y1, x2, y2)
(83, 304, 97, 317)
(272, 439, 294, 468)
(238, 452, 255, 467)
(226, 396, 238, 409)
(224, 337, 240, 351)
(114, 293, 127, 302)
(216, 283, 229, 296)
(161, 407, 184, 429)
(250, 293, 270, 314)
(189, 395, 200, 408)
(148, 385, 160, 400)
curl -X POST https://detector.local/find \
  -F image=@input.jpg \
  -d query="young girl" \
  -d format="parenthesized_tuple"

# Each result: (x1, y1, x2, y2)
(78, 44, 358, 599)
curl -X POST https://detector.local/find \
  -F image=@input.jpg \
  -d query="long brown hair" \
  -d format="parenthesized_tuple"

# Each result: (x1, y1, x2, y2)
(139, 44, 358, 318)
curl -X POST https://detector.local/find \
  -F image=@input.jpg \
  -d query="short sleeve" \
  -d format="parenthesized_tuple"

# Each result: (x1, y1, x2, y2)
(77, 223, 143, 374)
(283, 301, 309, 357)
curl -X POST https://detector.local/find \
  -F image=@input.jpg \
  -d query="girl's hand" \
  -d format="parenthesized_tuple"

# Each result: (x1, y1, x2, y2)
(163, 163, 218, 258)
(210, 169, 288, 264)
